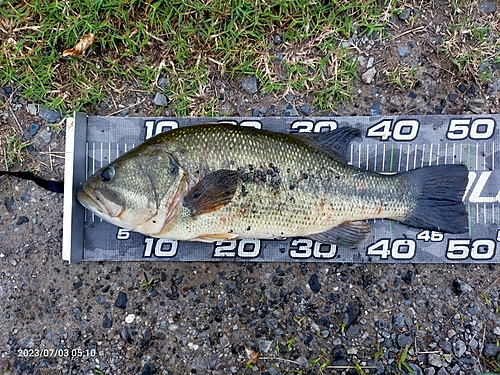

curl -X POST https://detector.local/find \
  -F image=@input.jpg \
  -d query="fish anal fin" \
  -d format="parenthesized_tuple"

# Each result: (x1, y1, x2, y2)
(307, 221, 371, 248)
(183, 169, 239, 217)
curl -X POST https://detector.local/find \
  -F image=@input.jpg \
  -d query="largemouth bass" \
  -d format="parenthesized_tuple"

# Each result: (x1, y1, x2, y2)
(77, 123, 468, 247)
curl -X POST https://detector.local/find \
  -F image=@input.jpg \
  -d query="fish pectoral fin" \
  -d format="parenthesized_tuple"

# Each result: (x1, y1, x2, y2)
(307, 221, 371, 248)
(192, 233, 239, 242)
(183, 169, 239, 217)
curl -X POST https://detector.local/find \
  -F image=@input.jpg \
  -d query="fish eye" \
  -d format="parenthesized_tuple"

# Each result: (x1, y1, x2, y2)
(100, 166, 115, 182)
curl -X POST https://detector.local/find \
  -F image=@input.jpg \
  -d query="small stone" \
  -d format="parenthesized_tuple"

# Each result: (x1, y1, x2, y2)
(454, 340, 466, 357)
(258, 339, 273, 353)
(308, 274, 321, 293)
(119, 109, 130, 117)
(27, 104, 37, 115)
(20, 194, 30, 203)
(281, 103, 299, 117)
(251, 108, 259, 117)
(115, 291, 128, 309)
(125, 314, 136, 324)
(362, 67, 377, 84)
(398, 8, 411, 20)
(273, 35, 282, 45)
(19, 337, 35, 349)
(367, 57, 374, 69)
(370, 100, 382, 116)
(397, 46, 409, 57)
(484, 343, 500, 357)
(458, 83, 468, 92)
(300, 105, 311, 116)
(402, 270, 413, 284)
(16, 216, 29, 226)
(155, 330, 167, 340)
(38, 107, 61, 123)
(241, 76, 258, 95)
(393, 314, 406, 328)
(142, 363, 155, 375)
(73, 281, 83, 289)
(438, 339, 452, 353)
(225, 281, 237, 293)
(397, 333, 412, 348)
(488, 79, 500, 95)
(453, 279, 472, 294)
(121, 325, 134, 344)
(409, 363, 423, 375)
(477, 1, 497, 13)
(103, 313, 112, 328)
(424, 368, 436, 375)
(153, 93, 168, 106)
(285, 92, 294, 102)
(157, 77, 168, 89)
(29, 123, 40, 137)
(436, 368, 448, 375)
(38, 129, 52, 144)
(268, 105, 277, 116)
(469, 338, 478, 350)
(449, 93, 459, 102)
(4, 196, 15, 212)
(428, 353, 443, 367)
(493, 326, 500, 335)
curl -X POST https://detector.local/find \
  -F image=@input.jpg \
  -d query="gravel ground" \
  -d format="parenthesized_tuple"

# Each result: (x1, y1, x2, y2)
(1, 3, 500, 375)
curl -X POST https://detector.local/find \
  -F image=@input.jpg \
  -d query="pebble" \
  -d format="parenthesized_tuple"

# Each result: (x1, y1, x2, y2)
(157, 77, 168, 88)
(488, 79, 500, 94)
(367, 57, 374, 69)
(393, 314, 405, 328)
(268, 105, 277, 116)
(397, 46, 409, 57)
(453, 279, 472, 294)
(103, 313, 112, 328)
(258, 339, 273, 353)
(5, 196, 15, 212)
(241, 76, 258, 95)
(428, 353, 443, 367)
(477, 0, 497, 13)
(38, 129, 52, 144)
(29, 123, 40, 137)
(115, 291, 128, 309)
(281, 103, 299, 117)
(398, 8, 411, 20)
(484, 343, 500, 357)
(153, 93, 168, 106)
(125, 314, 136, 323)
(300, 105, 311, 116)
(370, 100, 382, 116)
(493, 326, 500, 335)
(454, 340, 466, 357)
(273, 35, 281, 45)
(38, 107, 61, 123)
(308, 274, 321, 293)
(362, 67, 377, 84)
(27, 104, 37, 115)
(16, 216, 29, 225)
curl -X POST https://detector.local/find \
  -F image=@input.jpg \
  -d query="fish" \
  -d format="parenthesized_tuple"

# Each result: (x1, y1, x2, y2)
(77, 123, 468, 247)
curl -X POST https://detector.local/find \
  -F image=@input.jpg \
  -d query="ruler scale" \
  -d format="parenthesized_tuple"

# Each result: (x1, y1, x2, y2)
(62, 114, 500, 263)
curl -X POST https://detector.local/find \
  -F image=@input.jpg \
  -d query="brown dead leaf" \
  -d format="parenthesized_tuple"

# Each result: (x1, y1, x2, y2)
(245, 347, 259, 364)
(62, 33, 95, 57)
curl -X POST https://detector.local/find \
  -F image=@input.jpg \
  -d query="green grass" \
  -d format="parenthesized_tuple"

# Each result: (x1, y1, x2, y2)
(0, 0, 397, 116)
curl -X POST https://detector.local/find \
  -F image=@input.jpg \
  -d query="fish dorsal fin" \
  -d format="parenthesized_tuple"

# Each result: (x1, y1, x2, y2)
(307, 221, 371, 248)
(297, 127, 360, 162)
(183, 170, 239, 217)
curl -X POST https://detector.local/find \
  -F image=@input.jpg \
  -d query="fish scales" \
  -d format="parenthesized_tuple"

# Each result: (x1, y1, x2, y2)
(78, 123, 468, 246)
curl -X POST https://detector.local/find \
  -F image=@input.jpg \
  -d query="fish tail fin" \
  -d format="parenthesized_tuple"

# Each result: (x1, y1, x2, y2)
(401, 164, 468, 234)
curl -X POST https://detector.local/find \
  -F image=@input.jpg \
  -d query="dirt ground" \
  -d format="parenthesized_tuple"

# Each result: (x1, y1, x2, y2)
(1, 2, 500, 375)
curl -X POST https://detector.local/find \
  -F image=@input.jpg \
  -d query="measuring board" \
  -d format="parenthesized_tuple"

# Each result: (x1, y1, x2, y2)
(62, 112, 499, 264)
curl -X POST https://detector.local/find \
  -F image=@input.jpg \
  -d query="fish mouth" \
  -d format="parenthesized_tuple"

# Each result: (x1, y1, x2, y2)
(77, 188, 125, 218)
